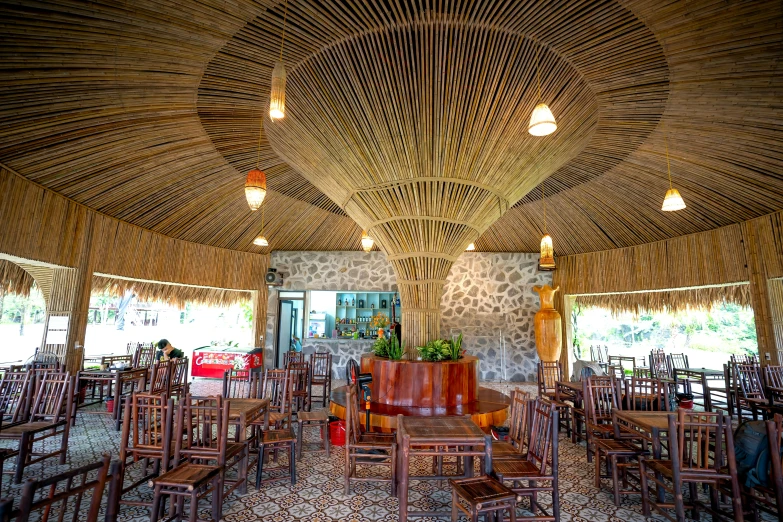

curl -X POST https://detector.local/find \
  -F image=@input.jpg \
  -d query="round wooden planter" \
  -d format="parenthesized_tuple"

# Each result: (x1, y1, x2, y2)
(360, 353, 479, 408)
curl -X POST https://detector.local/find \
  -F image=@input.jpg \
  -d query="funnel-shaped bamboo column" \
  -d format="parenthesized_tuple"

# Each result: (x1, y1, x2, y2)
(265, 19, 597, 348)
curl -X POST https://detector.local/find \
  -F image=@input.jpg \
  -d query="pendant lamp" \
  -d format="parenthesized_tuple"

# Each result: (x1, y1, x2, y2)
(245, 128, 267, 211)
(529, 44, 557, 137)
(254, 201, 269, 247)
(538, 184, 556, 270)
(269, 1, 288, 120)
(361, 230, 374, 252)
(661, 130, 686, 212)
(465, 243, 476, 251)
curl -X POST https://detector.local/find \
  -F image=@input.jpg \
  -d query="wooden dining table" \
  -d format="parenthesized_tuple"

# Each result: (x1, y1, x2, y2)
(77, 367, 149, 430)
(226, 398, 270, 443)
(396, 415, 492, 522)
(613, 410, 671, 502)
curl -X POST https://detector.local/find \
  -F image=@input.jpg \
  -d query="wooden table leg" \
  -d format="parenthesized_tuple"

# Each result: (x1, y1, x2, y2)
(398, 434, 409, 522)
(652, 427, 665, 503)
(113, 375, 122, 430)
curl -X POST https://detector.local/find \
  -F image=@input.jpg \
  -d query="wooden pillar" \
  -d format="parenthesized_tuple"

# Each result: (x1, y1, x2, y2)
(250, 253, 270, 365)
(552, 268, 571, 378)
(742, 221, 777, 366)
(769, 279, 783, 362)
(390, 256, 452, 354)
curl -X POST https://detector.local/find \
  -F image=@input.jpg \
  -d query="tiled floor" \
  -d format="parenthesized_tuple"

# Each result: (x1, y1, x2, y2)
(0, 379, 771, 521)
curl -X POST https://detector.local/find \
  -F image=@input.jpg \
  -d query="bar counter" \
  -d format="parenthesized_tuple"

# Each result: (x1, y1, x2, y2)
(301, 337, 375, 379)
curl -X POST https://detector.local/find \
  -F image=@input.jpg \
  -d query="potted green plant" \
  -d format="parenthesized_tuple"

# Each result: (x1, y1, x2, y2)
(416, 333, 464, 362)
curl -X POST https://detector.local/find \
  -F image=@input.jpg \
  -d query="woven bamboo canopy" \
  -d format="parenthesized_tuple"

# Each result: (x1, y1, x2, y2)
(92, 275, 252, 309)
(1, 1, 782, 345)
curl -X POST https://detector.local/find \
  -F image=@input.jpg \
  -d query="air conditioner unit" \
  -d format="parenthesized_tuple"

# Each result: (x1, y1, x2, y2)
(265, 268, 283, 286)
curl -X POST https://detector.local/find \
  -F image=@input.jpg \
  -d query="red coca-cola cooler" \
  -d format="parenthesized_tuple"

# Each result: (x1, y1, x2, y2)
(191, 346, 264, 379)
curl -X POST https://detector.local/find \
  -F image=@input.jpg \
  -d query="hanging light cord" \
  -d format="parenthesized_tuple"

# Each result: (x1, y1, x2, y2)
(261, 200, 266, 234)
(255, 122, 262, 168)
(535, 43, 542, 101)
(665, 129, 674, 189)
(542, 183, 547, 234)
(279, 0, 288, 61)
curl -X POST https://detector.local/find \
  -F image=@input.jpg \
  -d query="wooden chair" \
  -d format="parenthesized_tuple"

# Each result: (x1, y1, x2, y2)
(3, 454, 113, 522)
(734, 363, 773, 420)
(764, 414, 783, 521)
(594, 377, 654, 506)
(309, 352, 332, 407)
(149, 396, 241, 522)
(100, 355, 132, 370)
(258, 369, 293, 429)
(639, 410, 743, 522)
(583, 375, 619, 463)
(169, 357, 189, 400)
(764, 365, 783, 405)
(283, 351, 303, 368)
(649, 350, 671, 379)
(297, 409, 330, 461)
(149, 360, 173, 396)
(344, 384, 396, 495)
(132, 344, 155, 369)
(667, 353, 689, 373)
(0, 370, 32, 424)
(492, 399, 559, 521)
(178, 395, 249, 497)
(536, 361, 574, 440)
(0, 372, 74, 484)
(449, 475, 519, 522)
(609, 355, 636, 374)
(113, 393, 175, 513)
(222, 368, 259, 399)
(287, 361, 310, 413)
(493, 389, 530, 460)
(255, 371, 297, 488)
(731, 353, 759, 365)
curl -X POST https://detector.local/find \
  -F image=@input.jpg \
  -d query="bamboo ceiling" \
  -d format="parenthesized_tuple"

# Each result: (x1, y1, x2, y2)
(0, 0, 781, 257)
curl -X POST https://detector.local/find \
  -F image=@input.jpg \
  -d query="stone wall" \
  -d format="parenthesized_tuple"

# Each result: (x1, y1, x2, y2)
(265, 251, 551, 381)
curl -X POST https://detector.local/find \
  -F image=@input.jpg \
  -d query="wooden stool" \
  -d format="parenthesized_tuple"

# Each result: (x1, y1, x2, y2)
(256, 429, 297, 487)
(297, 410, 330, 460)
(449, 475, 519, 522)
(594, 439, 648, 506)
(149, 464, 222, 522)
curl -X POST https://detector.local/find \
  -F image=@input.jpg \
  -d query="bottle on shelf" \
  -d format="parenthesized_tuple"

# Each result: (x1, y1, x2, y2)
(352, 298, 355, 306)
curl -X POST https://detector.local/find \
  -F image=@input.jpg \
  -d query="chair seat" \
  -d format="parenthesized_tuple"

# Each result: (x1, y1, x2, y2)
(492, 441, 522, 459)
(0, 421, 59, 436)
(267, 412, 291, 424)
(589, 423, 615, 436)
(594, 439, 646, 455)
(261, 429, 296, 444)
(225, 442, 246, 459)
(492, 459, 548, 480)
(449, 475, 517, 505)
(298, 411, 328, 422)
(644, 459, 727, 483)
(152, 463, 221, 488)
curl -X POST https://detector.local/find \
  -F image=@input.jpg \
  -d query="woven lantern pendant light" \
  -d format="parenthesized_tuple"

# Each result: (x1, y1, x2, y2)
(529, 44, 557, 137)
(253, 200, 269, 246)
(465, 243, 476, 251)
(269, 0, 288, 120)
(661, 129, 686, 212)
(361, 230, 374, 252)
(245, 130, 267, 211)
(539, 184, 556, 270)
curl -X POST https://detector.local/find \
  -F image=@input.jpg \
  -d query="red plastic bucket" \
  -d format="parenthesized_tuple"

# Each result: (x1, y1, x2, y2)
(330, 420, 346, 446)
(678, 400, 694, 410)
(106, 398, 114, 413)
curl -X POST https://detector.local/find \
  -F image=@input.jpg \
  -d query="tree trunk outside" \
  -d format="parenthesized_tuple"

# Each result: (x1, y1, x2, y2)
(19, 303, 26, 336)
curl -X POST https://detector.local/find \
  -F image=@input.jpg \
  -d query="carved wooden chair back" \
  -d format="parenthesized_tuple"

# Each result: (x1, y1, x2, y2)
(731, 353, 759, 365)
(169, 357, 189, 398)
(765, 414, 783, 511)
(132, 344, 156, 368)
(584, 376, 619, 428)
(590, 345, 605, 364)
(149, 360, 173, 396)
(346, 384, 363, 447)
(537, 361, 561, 396)
(673, 410, 733, 475)
(175, 395, 227, 464)
(120, 392, 175, 465)
(667, 353, 689, 373)
(223, 369, 259, 398)
(17, 454, 112, 522)
(283, 351, 304, 368)
(101, 354, 132, 369)
(628, 377, 667, 411)
(262, 369, 294, 425)
(526, 399, 556, 475)
(0, 370, 32, 423)
(735, 363, 766, 401)
(29, 372, 72, 423)
(764, 365, 783, 389)
(310, 352, 332, 383)
(649, 350, 670, 379)
(288, 361, 310, 411)
(508, 389, 531, 452)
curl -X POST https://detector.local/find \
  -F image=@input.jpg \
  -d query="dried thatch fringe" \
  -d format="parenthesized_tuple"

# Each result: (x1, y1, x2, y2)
(574, 283, 750, 317)
(0, 259, 35, 297)
(92, 275, 251, 309)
